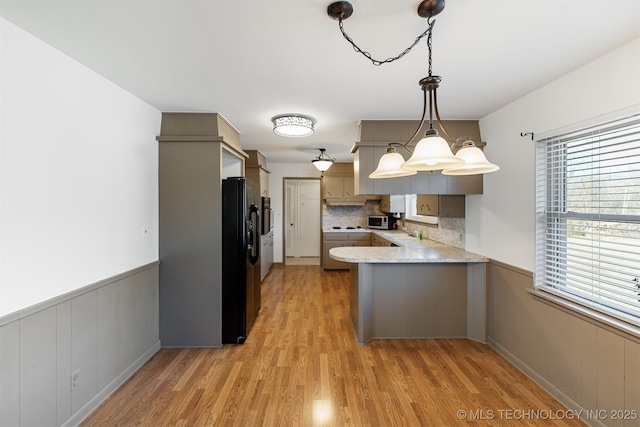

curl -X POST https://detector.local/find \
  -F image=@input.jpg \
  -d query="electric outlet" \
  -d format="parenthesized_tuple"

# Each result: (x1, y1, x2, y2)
(70, 371, 80, 391)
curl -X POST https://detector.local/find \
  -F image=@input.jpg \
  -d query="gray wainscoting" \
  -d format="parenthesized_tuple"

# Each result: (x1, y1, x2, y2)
(488, 261, 640, 427)
(0, 262, 160, 427)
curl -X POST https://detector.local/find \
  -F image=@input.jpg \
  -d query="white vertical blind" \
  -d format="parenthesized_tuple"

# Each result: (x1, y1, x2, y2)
(535, 114, 640, 322)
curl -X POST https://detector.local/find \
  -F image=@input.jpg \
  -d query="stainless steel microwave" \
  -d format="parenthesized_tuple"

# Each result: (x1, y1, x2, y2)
(367, 215, 391, 229)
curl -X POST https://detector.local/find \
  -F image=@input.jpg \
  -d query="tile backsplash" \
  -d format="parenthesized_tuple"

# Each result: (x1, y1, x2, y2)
(401, 218, 465, 249)
(322, 201, 381, 228)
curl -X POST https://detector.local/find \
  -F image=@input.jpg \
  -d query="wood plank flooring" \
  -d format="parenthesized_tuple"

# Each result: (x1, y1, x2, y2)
(81, 265, 584, 426)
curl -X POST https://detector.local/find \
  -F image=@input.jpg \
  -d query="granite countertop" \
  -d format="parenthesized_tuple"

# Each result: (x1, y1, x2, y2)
(328, 230, 489, 264)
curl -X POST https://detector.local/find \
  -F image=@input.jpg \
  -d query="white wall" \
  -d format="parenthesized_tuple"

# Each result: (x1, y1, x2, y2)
(468, 38, 640, 271)
(0, 18, 161, 316)
(267, 162, 322, 263)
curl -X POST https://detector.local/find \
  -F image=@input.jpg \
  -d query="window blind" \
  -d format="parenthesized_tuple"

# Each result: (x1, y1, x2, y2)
(535, 114, 640, 322)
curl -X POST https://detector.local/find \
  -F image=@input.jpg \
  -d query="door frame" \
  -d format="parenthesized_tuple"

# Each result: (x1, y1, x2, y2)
(282, 177, 322, 262)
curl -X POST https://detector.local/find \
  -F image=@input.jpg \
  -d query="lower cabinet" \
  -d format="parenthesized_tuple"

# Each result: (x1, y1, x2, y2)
(370, 234, 394, 247)
(323, 232, 370, 270)
(260, 230, 274, 281)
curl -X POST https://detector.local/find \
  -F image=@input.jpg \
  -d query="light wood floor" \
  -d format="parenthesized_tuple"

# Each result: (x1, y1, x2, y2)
(285, 257, 321, 265)
(82, 265, 583, 426)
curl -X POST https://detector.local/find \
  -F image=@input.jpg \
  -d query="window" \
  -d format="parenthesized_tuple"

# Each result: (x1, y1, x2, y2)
(404, 194, 438, 225)
(535, 114, 640, 324)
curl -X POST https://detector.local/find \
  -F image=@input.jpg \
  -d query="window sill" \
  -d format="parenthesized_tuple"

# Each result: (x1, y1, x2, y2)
(528, 287, 640, 343)
(404, 215, 438, 225)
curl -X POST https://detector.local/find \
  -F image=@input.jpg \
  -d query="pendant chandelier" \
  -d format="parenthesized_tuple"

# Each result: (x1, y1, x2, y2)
(327, 0, 499, 178)
(312, 148, 335, 172)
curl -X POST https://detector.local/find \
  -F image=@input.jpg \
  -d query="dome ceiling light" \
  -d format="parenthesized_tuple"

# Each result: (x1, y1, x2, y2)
(327, 0, 499, 178)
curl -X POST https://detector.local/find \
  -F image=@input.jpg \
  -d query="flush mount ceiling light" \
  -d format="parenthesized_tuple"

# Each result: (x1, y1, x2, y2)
(312, 148, 335, 172)
(271, 114, 315, 137)
(328, 0, 499, 178)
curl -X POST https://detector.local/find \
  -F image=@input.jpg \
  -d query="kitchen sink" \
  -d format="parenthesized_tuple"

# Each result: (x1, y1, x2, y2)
(383, 233, 415, 240)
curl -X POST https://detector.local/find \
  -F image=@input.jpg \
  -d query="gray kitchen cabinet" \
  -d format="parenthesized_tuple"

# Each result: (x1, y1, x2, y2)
(323, 163, 356, 198)
(323, 175, 347, 198)
(353, 120, 484, 196)
(260, 230, 273, 281)
(246, 150, 273, 280)
(416, 195, 465, 217)
(370, 234, 394, 247)
(322, 162, 368, 205)
(379, 195, 405, 213)
(323, 232, 370, 270)
(158, 113, 248, 347)
(245, 150, 270, 197)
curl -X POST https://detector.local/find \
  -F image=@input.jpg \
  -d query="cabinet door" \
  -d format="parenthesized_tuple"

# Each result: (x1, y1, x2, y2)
(323, 240, 349, 269)
(371, 235, 393, 246)
(371, 235, 384, 246)
(343, 176, 355, 197)
(439, 195, 465, 217)
(416, 195, 465, 217)
(323, 176, 344, 198)
(348, 233, 370, 244)
(380, 195, 405, 213)
(379, 196, 390, 212)
(259, 170, 269, 197)
(417, 195, 439, 216)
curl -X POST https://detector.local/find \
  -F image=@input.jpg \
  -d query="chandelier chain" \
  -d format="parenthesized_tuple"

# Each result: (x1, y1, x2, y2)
(337, 16, 435, 66)
(427, 18, 433, 75)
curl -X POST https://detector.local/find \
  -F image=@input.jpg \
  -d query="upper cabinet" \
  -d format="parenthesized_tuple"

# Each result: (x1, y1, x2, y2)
(416, 195, 465, 217)
(245, 150, 270, 197)
(324, 175, 355, 198)
(379, 195, 405, 213)
(353, 120, 484, 196)
(323, 162, 368, 205)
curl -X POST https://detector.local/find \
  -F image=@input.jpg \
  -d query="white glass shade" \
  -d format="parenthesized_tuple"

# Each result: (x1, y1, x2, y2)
(402, 135, 464, 171)
(442, 145, 500, 175)
(369, 151, 417, 179)
(272, 114, 315, 137)
(312, 159, 334, 172)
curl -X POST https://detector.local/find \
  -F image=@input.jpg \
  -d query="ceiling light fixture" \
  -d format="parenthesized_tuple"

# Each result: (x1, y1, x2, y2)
(327, 0, 499, 178)
(272, 114, 315, 137)
(368, 147, 417, 179)
(312, 148, 335, 172)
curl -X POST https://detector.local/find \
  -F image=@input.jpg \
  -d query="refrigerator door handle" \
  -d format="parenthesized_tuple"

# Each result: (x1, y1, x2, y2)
(246, 220, 254, 251)
(249, 204, 260, 265)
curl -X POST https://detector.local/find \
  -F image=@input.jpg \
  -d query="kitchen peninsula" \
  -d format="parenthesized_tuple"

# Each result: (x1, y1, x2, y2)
(330, 231, 488, 344)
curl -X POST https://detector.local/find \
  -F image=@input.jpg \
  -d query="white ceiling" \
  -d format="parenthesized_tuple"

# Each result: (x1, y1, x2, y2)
(2, 0, 639, 163)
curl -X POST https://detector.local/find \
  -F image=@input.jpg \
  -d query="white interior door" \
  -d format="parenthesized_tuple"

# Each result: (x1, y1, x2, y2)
(284, 179, 320, 258)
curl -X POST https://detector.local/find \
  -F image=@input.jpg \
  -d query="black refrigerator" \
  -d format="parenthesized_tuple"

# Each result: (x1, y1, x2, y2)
(222, 177, 261, 344)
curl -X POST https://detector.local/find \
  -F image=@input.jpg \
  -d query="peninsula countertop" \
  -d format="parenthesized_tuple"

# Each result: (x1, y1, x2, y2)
(328, 230, 488, 263)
